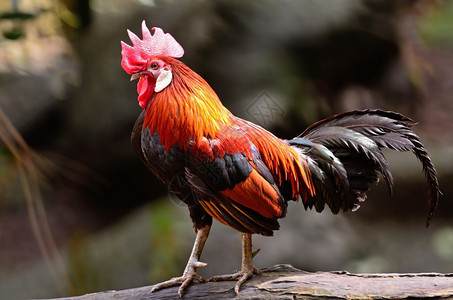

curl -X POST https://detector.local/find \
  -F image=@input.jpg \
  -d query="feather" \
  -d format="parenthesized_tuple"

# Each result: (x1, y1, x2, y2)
(186, 170, 279, 236)
(290, 109, 440, 225)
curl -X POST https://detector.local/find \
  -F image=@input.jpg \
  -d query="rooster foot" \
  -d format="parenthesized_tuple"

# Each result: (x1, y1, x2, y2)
(151, 259, 207, 297)
(209, 265, 261, 294)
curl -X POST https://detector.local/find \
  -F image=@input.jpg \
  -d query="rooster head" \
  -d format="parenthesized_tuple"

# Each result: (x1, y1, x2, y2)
(121, 21, 184, 108)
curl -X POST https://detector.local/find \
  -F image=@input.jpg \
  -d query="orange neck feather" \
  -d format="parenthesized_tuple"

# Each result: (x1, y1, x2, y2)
(143, 58, 232, 151)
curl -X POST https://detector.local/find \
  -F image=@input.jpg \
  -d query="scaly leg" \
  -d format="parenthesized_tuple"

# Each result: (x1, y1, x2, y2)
(209, 233, 260, 294)
(151, 224, 211, 297)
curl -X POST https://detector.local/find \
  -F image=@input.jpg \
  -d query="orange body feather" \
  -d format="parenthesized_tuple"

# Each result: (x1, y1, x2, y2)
(221, 169, 283, 219)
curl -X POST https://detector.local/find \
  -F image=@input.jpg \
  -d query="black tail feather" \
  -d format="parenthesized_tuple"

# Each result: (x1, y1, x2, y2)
(289, 109, 440, 226)
(411, 144, 440, 227)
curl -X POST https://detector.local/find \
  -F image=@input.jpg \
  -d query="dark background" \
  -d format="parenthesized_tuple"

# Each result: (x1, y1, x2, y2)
(0, 0, 452, 298)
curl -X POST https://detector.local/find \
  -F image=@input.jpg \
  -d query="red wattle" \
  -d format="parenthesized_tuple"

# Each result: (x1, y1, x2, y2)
(137, 77, 155, 108)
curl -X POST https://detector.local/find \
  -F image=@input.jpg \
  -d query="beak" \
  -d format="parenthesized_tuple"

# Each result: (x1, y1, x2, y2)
(130, 72, 146, 81)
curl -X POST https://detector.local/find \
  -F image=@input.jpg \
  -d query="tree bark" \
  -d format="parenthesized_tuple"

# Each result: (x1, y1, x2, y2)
(50, 264, 453, 299)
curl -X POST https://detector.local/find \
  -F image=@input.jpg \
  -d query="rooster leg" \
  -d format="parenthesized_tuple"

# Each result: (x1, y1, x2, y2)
(151, 224, 210, 297)
(209, 233, 260, 294)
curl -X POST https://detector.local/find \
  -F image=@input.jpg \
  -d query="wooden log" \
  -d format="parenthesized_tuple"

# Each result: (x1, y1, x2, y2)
(49, 264, 453, 299)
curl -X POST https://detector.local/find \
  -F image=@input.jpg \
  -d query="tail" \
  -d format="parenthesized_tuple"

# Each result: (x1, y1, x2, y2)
(288, 109, 440, 227)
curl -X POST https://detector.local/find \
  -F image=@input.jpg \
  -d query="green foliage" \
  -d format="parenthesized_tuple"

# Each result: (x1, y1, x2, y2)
(432, 226, 453, 262)
(148, 201, 186, 283)
(67, 232, 101, 295)
(419, 3, 453, 46)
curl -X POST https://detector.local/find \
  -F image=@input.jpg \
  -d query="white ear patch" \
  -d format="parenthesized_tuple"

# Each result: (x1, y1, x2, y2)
(155, 69, 172, 92)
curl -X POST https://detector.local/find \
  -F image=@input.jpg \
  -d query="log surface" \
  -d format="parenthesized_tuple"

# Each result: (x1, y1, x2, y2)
(49, 264, 453, 299)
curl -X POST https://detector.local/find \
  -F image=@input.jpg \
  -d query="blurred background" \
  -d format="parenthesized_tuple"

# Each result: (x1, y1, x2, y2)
(0, 0, 452, 298)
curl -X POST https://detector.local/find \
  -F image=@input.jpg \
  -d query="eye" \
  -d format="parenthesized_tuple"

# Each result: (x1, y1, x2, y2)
(150, 62, 159, 70)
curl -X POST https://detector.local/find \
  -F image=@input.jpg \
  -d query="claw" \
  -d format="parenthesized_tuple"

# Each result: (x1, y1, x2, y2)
(209, 267, 260, 294)
(151, 259, 207, 297)
(178, 273, 206, 297)
(251, 248, 260, 258)
(192, 261, 208, 268)
(235, 267, 260, 294)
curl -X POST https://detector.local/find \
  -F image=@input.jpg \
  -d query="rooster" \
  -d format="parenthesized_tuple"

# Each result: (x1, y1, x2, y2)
(121, 21, 440, 297)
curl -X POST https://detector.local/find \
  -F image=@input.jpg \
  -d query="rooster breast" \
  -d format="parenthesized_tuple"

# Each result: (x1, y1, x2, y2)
(132, 109, 186, 186)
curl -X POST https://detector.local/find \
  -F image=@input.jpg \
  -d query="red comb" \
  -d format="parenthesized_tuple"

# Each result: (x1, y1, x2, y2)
(121, 21, 184, 74)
